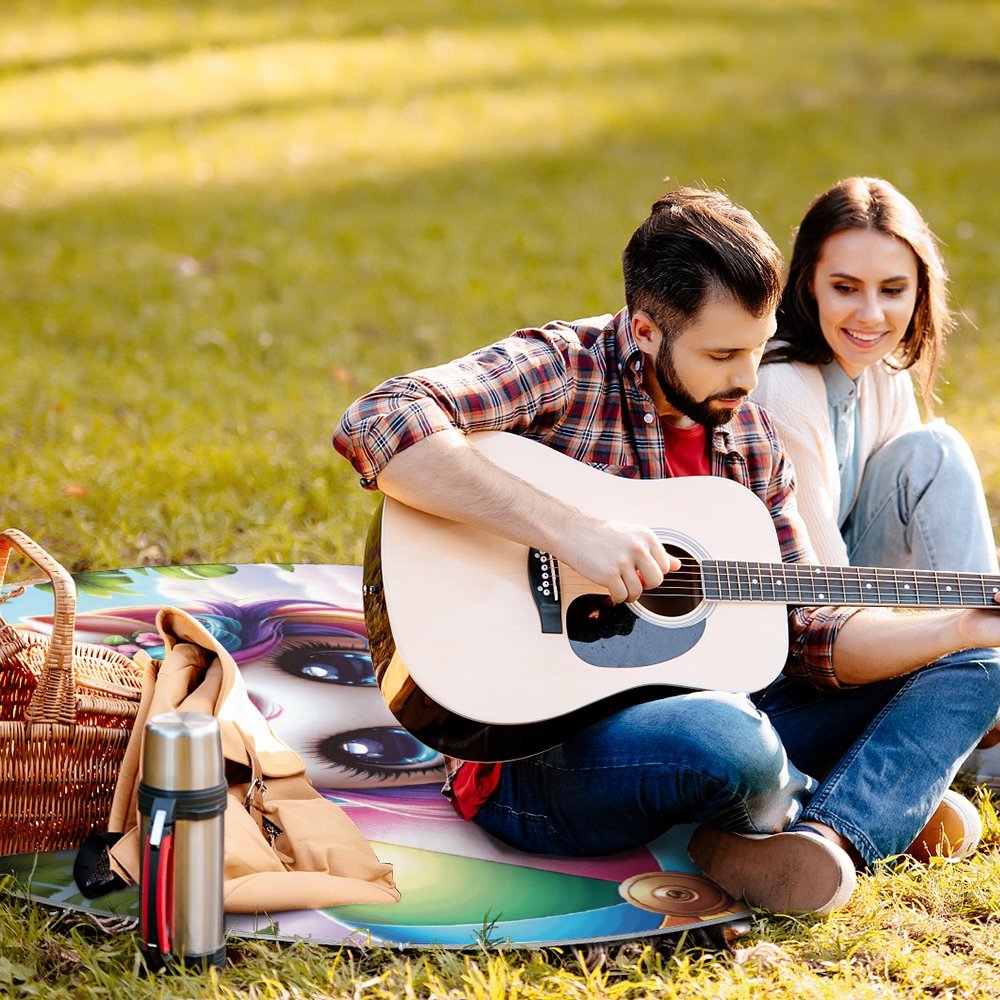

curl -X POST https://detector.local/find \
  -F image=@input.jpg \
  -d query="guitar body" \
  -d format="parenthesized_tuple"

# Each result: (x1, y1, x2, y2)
(364, 432, 789, 761)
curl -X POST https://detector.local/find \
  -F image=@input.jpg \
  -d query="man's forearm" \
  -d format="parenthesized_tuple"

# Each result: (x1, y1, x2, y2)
(832, 607, 990, 684)
(376, 428, 579, 555)
(375, 429, 677, 604)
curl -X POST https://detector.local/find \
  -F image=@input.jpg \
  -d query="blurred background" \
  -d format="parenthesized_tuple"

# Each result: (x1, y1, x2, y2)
(3, 0, 998, 570)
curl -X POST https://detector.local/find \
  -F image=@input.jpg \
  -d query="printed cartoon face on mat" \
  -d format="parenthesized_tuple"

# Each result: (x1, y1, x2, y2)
(77, 599, 444, 789)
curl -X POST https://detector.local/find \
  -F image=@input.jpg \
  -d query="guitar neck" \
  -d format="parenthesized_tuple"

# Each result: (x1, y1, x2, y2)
(701, 561, 1000, 609)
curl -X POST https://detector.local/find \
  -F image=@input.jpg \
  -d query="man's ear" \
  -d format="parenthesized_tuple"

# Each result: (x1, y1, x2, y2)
(631, 310, 662, 357)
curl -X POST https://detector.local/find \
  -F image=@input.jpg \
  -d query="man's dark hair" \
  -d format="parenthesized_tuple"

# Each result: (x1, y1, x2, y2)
(622, 187, 783, 340)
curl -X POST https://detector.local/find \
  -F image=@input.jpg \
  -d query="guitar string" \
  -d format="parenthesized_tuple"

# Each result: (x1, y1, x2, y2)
(555, 565, 1000, 605)
(548, 560, 1000, 585)
(645, 571, 1000, 599)
(555, 584, 999, 606)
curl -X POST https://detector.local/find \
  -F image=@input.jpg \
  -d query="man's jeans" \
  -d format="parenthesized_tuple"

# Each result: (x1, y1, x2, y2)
(475, 649, 1000, 868)
(474, 690, 815, 857)
(756, 648, 1000, 865)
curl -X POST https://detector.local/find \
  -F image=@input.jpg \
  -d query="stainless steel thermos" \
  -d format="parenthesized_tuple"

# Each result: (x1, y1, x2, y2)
(139, 711, 227, 970)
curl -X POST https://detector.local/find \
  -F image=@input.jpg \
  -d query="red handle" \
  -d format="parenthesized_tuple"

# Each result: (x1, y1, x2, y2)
(156, 833, 174, 955)
(140, 800, 175, 963)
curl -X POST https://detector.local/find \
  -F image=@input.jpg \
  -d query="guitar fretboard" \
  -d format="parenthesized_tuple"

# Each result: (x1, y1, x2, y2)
(701, 561, 1000, 609)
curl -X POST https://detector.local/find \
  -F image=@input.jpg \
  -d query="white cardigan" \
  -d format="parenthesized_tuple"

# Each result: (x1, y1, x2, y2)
(752, 359, 921, 566)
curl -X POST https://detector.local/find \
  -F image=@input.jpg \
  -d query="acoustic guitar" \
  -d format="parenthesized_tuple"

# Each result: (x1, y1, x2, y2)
(362, 431, 1000, 762)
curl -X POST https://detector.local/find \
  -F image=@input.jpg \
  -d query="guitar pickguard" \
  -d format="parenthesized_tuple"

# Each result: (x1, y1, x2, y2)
(566, 594, 706, 667)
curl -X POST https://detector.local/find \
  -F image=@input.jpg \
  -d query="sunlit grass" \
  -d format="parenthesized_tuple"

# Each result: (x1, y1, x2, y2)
(4, 815, 1000, 998)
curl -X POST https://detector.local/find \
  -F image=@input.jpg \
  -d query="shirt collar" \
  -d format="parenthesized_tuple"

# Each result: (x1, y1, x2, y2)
(616, 309, 645, 379)
(618, 307, 737, 455)
(820, 359, 860, 406)
(711, 423, 734, 455)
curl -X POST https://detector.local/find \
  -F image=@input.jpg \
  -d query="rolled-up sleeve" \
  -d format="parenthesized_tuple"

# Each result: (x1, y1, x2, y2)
(333, 332, 573, 488)
(785, 605, 858, 687)
(773, 476, 860, 689)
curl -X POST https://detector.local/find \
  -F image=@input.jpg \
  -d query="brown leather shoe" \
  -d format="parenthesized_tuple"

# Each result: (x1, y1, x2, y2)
(906, 789, 982, 862)
(688, 826, 857, 915)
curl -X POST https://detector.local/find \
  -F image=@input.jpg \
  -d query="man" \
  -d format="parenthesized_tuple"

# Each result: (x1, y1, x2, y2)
(333, 188, 1000, 915)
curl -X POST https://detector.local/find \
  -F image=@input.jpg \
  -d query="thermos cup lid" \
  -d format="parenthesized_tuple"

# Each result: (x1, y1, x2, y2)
(142, 711, 225, 791)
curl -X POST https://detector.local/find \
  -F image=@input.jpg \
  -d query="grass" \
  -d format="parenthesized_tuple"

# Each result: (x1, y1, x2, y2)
(3, 794, 1000, 997)
(4, 0, 1000, 570)
(2, 0, 1000, 995)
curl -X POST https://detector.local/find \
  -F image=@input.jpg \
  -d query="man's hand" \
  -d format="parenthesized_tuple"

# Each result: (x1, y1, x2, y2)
(555, 515, 681, 604)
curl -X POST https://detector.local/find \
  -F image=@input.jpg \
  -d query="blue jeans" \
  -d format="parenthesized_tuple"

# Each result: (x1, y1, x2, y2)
(755, 647, 1000, 865)
(843, 423, 999, 574)
(474, 652, 1000, 869)
(840, 422, 1000, 786)
(473, 691, 815, 856)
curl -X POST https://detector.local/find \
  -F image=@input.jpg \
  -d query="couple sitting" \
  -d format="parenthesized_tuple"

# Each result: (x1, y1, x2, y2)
(333, 178, 1000, 916)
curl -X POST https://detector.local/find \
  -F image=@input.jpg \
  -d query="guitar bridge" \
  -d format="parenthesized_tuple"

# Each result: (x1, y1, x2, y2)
(528, 549, 563, 633)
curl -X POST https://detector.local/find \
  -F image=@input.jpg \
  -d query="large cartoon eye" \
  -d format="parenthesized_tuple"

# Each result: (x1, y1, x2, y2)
(315, 726, 440, 779)
(273, 638, 377, 686)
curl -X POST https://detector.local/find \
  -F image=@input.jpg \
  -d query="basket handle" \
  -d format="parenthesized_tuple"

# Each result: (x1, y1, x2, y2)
(0, 528, 78, 728)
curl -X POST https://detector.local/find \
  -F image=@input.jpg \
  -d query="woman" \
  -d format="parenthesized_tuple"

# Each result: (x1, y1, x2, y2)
(753, 175, 1000, 838)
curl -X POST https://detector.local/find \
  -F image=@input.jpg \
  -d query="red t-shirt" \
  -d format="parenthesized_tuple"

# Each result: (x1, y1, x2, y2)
(447, 420, 711, 821)
(660, 419, 710, 477)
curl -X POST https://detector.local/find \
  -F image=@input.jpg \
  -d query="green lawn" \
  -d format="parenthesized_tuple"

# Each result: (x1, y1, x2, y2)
(3, 1, 1000, 995)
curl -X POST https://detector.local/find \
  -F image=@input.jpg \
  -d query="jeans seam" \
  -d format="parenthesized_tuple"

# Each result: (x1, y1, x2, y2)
(800, 672, 921, 866)
(847, 485, 910, 564)
(909, 501, 938, 568)
(479, 801, 586, 855)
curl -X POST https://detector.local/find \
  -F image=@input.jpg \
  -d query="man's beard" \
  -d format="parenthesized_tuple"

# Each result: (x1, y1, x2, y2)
(653, 339, 748, 429)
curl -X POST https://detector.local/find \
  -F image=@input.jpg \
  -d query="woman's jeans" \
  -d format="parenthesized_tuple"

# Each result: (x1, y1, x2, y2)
(475, 649, 1000, 868)
(842, 422, 999, 574)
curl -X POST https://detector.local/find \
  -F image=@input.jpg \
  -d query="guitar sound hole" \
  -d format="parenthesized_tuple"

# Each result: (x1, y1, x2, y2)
(636, 544, 703, 618)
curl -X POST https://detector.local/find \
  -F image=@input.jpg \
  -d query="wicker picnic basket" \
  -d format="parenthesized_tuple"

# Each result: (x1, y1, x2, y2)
(0, 528, 144, 856)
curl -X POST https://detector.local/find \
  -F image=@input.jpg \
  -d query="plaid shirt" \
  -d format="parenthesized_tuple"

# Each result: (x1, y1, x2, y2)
(335, 307, 858, 684)
(334, 309, 859, 806)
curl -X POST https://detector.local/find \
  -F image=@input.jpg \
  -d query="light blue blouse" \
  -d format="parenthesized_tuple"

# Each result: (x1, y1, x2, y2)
(820, 360, 864, 526)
